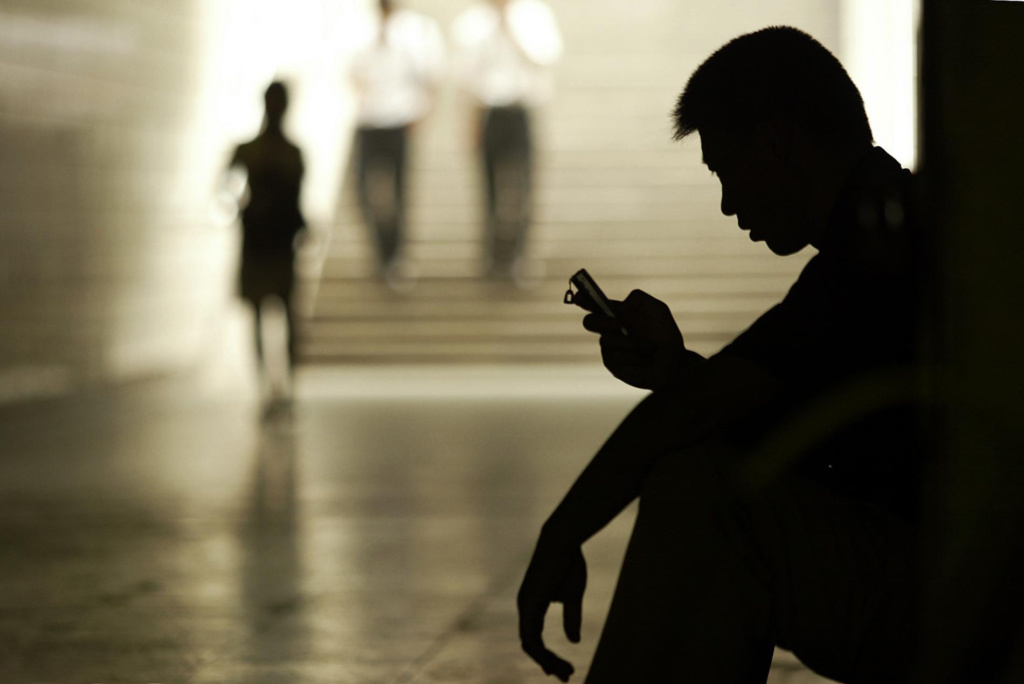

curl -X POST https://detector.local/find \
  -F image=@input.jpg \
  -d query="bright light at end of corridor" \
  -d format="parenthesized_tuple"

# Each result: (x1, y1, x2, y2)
(192, 0, 376, 228)
(841, 0, 920, 170)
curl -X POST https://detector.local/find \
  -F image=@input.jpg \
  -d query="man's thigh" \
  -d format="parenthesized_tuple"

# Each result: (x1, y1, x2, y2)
(589, 442, 918, 683)
(657, 446, 920, 683)
(738, 470, 919, 683)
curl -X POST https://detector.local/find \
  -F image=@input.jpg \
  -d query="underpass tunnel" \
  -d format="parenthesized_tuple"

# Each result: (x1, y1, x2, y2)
(0, 0, 918, 396)
(13, 3, 1022, 684)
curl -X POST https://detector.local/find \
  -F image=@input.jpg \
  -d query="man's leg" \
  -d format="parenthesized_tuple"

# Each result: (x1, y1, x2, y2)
(587, 441, 775, 683)
(355, 127, 396, 272)
(504, 107, 532, 268)
(390, 125, 408, 267)
(282, 281, 297, 380)
(587, 441, 919, 684)
(481, 107, 500, 275)
(355, 127, 375, 237)
(376, 126, 407, 269)
(744, 468, 919, 684)
(484, 107, 531, 272)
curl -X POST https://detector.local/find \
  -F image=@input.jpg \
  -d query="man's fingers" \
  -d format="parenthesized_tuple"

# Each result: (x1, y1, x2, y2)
(600, 335, 655, 360)
(517, 544, 585, 680)
(571, 289, 597, 313)
(548, 657, 575, 682)
(582, 312, 621, 334)
(517, 590, 547, 645)
(622, 288, 663, 310)
(521, 638, 575, 682)
(561, 553, 586, 644)
(619, 289, 674, 326)
(519, 584, 576, 680)
(519, 590, 569, 678)
(520, 611, 576, 682)
(562, 595, 582, 644)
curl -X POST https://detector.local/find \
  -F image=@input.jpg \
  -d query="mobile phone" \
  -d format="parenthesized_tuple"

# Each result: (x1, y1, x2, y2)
(564, 268, 629, 335)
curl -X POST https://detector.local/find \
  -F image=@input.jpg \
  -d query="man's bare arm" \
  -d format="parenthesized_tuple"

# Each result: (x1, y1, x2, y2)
(541, 353, 781, 546)
(517, 353, 781, 679)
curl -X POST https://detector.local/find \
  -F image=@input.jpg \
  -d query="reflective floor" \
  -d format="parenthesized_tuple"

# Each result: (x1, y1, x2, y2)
(0, 366, 830, 683)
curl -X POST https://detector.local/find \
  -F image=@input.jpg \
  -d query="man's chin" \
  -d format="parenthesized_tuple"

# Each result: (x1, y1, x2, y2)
(766, 239, 807, 256)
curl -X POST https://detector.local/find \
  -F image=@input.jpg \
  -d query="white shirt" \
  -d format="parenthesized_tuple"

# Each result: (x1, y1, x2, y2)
(452, 0, 563, 108)
(351, 9, 446, 128)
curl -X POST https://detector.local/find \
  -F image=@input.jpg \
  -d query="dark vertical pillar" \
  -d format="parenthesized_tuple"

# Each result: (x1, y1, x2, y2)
(915, 1, 1024, 682)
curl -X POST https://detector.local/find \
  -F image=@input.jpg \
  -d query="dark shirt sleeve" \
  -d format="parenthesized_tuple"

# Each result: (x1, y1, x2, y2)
(716, 236, 921, 512)
(720, 236, 915, 396)
(720, 254, 849, 396)
(712, 150, 923, 512)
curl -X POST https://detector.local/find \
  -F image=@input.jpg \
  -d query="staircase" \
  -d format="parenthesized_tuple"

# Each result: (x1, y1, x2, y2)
(300, 0, 837, 364)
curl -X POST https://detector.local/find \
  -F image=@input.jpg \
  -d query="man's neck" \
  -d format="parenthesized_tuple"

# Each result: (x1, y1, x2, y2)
(262, 124, 286, 140)
(807, 145, 872, 250)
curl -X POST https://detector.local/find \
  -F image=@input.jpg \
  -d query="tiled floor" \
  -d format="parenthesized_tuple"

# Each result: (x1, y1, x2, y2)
(0, 366, 833, 683)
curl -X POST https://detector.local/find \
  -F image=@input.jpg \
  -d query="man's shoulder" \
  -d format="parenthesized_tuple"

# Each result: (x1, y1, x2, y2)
(392, 9, 441, 34)
(232, 140, 257, 163)
(845, 147, 916, 240)
(507, 0, 559, 35)
(452, 3, 496, 42)
(822, 147, 919, 281)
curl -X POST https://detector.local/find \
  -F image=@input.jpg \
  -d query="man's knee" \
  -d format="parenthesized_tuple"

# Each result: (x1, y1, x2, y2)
(639, 441, 742, 518)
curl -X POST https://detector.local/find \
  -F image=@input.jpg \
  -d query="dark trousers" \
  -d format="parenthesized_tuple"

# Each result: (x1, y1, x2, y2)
(355, 125, 408, 271)
(481, 106, 532, 275)
(587, 440, 920, 684)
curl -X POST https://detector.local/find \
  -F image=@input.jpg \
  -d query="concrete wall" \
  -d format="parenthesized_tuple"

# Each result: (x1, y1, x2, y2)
(0, 0, 360, 399)
(0, 1, 230, 397)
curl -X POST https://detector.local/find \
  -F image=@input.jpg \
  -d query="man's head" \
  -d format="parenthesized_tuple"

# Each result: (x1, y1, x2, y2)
(264, 81, 289, 129)
(674, 27, 872, 255)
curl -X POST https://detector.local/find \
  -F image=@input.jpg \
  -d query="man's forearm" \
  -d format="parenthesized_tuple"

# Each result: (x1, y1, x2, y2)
(539, 353, 776, 548)
(665, 348, 706, 391)
(541, 385, 707, 546)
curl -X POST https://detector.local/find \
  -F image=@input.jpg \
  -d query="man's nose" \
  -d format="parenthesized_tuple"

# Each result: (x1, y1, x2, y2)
(720, 188, 736, 217)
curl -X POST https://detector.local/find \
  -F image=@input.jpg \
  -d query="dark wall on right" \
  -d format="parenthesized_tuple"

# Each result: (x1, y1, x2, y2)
(915, 1, 1024, 681)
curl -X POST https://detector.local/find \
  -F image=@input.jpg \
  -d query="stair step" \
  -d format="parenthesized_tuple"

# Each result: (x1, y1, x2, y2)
(327, 219, 744, 244)
(302, 274, 795, 301)
(299, 333, 733, 364)
(309, 296, 778, 319)
(317, 257, 804, 281)
(302, 0, 839, 364)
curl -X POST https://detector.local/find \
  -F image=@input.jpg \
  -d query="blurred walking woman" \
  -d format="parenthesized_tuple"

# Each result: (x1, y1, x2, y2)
(227, 82, 306, 405)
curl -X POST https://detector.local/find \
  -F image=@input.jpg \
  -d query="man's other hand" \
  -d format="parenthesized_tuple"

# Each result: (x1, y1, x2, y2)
(579, 289, 686, 391)
(517, 538, 587, 682)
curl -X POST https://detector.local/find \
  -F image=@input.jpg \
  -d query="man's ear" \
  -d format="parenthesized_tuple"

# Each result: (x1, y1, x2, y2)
(755, 118, 794, 167)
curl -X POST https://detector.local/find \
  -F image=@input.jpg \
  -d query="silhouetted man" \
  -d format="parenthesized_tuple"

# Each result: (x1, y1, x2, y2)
(452, 0, 563, 281)
(518, 27, 923, 683)
(228, 82, 306, 408)
(351, 0, 445, 284)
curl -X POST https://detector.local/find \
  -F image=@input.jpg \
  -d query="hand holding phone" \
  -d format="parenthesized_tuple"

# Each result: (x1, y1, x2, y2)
(564, 269, 628, 335)
(565, 271, 689, 390)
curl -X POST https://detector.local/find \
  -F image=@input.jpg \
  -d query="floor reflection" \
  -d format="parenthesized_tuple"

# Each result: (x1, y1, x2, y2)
(238, 412, 308, 675)
(0, 372, 831, 682)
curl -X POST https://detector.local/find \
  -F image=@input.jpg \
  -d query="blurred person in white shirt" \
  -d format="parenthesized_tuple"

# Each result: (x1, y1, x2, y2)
(351, 0, 445, 283)
(452, 0, 563, 281)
